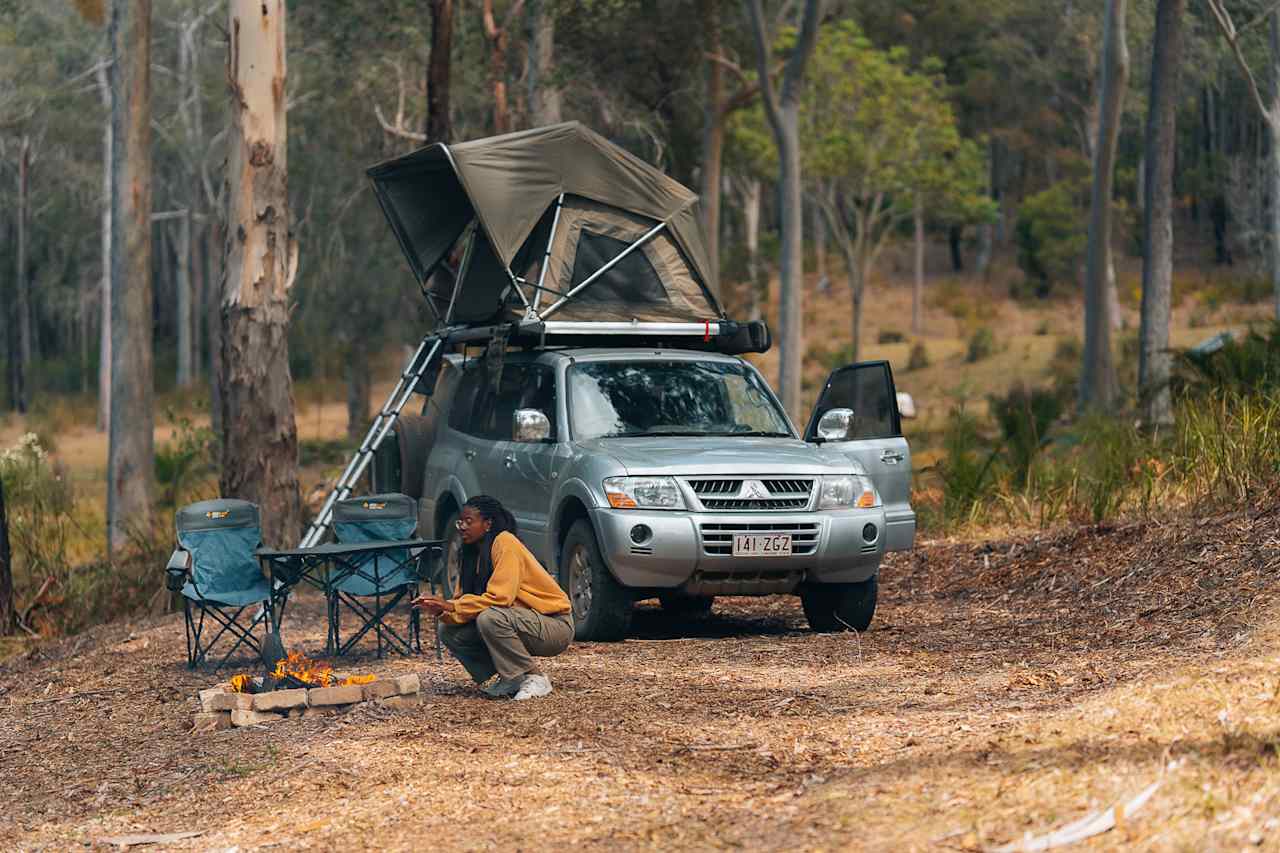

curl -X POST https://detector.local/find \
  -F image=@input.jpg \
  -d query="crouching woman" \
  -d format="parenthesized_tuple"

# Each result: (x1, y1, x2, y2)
(414, 496, 574, 700)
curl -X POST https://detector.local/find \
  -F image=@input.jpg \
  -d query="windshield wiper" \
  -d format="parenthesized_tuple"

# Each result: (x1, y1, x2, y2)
(735, 431, 792, 437)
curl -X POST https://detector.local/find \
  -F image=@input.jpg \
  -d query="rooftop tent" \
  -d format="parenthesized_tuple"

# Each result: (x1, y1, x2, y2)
(366, 122, 723, 327)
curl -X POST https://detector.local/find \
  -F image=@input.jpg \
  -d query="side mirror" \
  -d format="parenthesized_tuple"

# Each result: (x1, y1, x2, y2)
(896, 392, 917, 420)
(513, 409, 551, 442)
(816, 408, 854, 442)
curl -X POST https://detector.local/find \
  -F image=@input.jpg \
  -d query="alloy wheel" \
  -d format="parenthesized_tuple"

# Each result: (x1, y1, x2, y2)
(568, 544, 594, 622)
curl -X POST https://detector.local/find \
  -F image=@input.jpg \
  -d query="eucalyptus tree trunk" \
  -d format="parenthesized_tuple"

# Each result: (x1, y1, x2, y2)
(175, 208, 193, 387)
(1080, 0, 1128, 412)
(913, 194, 925, 335)
(746, 0, 824, 418)
(701, 0, 725, 291)
(221, 0, 301, 548)
(482, 0, 521, 135)
(96, 60, 112, 432)
(346, 350, 372, 442)
(526, 0, 560, 125)
(107, 0, 154, 554)
(739, 176, 762, 322)
(1139, 0, 1185, 428)
(14, 135, 29, 414)
(1272, 12, 1280, 320)
(427, 0, 453, 142)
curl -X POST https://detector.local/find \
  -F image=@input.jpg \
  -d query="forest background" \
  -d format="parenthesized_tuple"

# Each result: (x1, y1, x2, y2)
(2, 0, 1280, 639)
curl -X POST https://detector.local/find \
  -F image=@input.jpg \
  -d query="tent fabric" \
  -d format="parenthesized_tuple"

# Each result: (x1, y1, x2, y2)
(367, 122, 721, 325)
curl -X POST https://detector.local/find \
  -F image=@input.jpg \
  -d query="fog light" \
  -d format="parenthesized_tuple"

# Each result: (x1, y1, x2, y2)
(630, 524, 653, 545)
(862, 523, 878, 543)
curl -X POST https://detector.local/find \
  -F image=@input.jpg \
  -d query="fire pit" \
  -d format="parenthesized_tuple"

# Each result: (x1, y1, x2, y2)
(191, 651, 422, 731)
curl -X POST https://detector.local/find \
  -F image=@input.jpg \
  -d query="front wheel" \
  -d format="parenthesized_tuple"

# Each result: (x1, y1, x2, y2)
(800, 576, 878, 633)
(436, 509, 463, 598)
(560, 519, 632, 641)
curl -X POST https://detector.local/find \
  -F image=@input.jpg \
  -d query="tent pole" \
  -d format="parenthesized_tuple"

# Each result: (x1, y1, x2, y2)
(541, 222, 666, 319)
(532, 193, 566, 315)
(444, 221, 478, 325)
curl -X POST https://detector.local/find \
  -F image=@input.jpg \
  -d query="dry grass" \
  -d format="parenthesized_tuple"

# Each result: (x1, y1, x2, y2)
(2, 495, 1278, 850)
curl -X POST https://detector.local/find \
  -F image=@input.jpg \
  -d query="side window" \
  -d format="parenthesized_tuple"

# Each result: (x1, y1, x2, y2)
(807, 362, 900, 441)
(479, 364, 528, 440)
(448, 364, 485, 435)
(517, 365, 558, 441)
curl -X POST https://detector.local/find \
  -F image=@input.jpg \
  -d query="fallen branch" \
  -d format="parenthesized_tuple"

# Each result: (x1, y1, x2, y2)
(990, 779, 1161, 852)
(676, 741, 758, 753)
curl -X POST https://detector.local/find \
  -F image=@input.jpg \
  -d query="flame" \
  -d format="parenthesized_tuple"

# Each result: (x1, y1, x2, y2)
(226, 650, 377, 692)
(271, 650, 336, 687)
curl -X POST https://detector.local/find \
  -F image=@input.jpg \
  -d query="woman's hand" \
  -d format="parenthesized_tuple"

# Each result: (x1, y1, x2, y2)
(411, 595, 455, 615)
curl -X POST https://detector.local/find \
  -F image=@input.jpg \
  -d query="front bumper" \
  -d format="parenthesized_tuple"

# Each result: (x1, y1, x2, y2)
(589, 506, 886, 595)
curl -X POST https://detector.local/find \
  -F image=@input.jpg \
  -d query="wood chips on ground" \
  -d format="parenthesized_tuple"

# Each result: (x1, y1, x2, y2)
(3, 501, 1280, 851)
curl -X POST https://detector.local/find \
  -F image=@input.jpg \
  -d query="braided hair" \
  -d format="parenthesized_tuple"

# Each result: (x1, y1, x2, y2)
(457, 495, 518, 595)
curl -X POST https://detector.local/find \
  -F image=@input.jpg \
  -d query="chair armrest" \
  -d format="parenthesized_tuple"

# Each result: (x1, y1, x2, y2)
(164, 549, 191, 591)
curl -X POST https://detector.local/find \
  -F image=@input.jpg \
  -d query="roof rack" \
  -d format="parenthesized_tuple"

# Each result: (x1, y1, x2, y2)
(440, 318, 771, 355)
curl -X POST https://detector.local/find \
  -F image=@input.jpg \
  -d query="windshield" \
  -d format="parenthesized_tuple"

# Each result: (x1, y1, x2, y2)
(568, 360, 793, 440)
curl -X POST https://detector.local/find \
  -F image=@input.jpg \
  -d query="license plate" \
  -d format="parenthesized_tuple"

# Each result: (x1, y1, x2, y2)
(732, 534, 793, 557)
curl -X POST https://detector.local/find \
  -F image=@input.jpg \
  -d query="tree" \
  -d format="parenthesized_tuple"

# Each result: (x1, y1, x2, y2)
(526, 0, 560, 126)
(804, 24, 989, 359)
(482, 0, 525, 135)
(1206, 0, 1280, 320)
(13, 135, 29, 414)
(220, 0, 301, 548)
(1139, 0, 1185, 428)
(746, 0, 825, 417)
(1079, 0, 1127, 412)
(427, 0, 453, 142)
(106, 0, 154, 554)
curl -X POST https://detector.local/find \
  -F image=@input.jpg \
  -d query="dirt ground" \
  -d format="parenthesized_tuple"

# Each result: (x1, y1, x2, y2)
(4, 497, 1280, 851)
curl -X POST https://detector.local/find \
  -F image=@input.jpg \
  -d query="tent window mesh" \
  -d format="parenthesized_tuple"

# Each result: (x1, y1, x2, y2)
(569, 230, 669, 307)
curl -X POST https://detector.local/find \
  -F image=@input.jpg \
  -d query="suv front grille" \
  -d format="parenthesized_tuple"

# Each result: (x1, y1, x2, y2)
(687, 478, 814, 512)
(699, 522, 821, 556)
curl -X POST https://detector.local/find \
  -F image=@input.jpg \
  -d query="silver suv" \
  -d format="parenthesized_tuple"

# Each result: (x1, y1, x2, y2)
(384, 347, 914, 640)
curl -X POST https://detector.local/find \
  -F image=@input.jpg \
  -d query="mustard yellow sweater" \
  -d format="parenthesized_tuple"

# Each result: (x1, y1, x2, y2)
(442, 531, 571, 624)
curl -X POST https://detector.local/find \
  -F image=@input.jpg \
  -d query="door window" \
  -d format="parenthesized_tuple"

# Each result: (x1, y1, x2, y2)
(447, 364, 486, 435)
(515, 365, 558, 441)
(806, 361, 901, 441)
(478, 364, 529, 440)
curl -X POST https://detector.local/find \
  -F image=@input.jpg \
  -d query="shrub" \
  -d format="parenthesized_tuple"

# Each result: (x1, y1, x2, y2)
(1014, 180, 1088, 296)
(878, 329, 906, 344)
(907, 342, 930, 372)
(1034, 319, 1051, 336)
(1177, 322, 1280, 395)
(989, 384, 1067, 488)
(966, 327, 996, 363)
(154, 412, 217, 508)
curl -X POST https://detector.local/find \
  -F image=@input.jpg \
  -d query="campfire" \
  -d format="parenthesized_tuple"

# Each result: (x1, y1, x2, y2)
(227, 651, 378, 694)
(191, 650, 421, 733)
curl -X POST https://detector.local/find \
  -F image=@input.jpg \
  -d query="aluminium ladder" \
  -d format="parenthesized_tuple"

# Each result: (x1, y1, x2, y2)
(299, 334, 445, 548)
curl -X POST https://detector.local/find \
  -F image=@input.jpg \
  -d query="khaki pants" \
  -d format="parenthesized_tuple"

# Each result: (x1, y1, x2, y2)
(439, 606, 574, 683)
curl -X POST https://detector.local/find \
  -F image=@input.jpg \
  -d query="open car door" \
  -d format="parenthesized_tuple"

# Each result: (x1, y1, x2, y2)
(804, 361, 915, 552)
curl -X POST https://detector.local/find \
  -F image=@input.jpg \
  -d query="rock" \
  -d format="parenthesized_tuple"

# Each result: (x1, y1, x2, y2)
(251, 688, 309, 712)
(206, 692, 250, 712)
(379, 694, 422, 711)
(190, 712, 231, 732)
(308, 684, 364, 707)
(362, 680, 400, 701)
(198, 688, 225, 713)
(394, 674, 420, 695)
(231, 709, 284, 727)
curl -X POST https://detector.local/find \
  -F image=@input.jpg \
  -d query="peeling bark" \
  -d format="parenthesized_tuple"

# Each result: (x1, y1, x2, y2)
(107, 0, 154, 554)
(427, 0, 453, 143)
(221, 0, 300, 548)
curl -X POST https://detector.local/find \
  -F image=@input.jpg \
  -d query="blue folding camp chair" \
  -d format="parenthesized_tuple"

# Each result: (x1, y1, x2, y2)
(164, 499, 272, 670)
(328, 493, 423, 657)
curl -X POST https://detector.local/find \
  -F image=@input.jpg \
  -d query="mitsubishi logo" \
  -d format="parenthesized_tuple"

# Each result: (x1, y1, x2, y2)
(739, 480, 770, 500)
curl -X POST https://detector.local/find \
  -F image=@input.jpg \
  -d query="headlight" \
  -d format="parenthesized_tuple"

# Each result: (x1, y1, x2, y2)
(603, 476, 687, 509)
(817, 474, 879, 509)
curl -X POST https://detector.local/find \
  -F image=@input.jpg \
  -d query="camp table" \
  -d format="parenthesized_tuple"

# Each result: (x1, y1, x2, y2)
(256, 539, 438, 657)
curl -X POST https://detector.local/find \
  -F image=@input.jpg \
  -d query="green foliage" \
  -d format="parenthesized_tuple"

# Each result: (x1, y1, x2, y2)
(878, 329, 906, 344)
(1177, 323, 1280, 395)
(1015, 180, 1088, 295)
(988, 383, 1067, 487)
(966, 327, 996, 363)
(154, 412, 217, 509)
(933, 405, 999, 525)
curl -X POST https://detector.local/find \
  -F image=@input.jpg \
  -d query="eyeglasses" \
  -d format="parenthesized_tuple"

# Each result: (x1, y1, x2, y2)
(455, 517, 484, 529)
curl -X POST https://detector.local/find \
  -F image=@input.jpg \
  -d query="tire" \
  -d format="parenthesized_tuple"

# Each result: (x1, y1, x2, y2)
(800, 576, 878, 633)
(436, 508, 464, 598)
(394, 414, 433, 500)
(559, 519, 632, 641)
(658, 593, 714, 618)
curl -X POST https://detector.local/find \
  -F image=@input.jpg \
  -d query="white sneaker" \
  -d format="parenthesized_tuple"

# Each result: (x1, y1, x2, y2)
(513, 673, 553, 700)
(481, 677, 522, 698)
